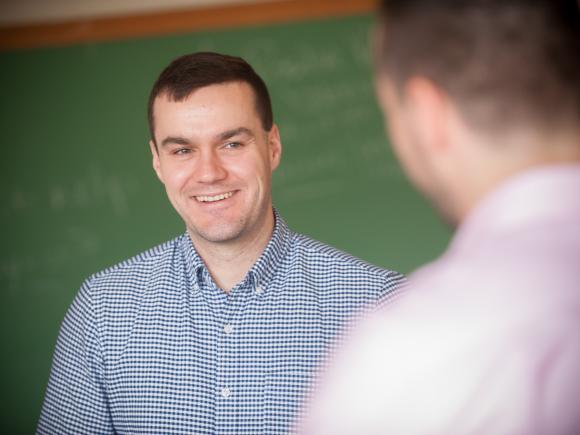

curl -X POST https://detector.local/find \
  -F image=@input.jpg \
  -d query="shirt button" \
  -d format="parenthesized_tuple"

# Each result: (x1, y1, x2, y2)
(255, 285, 263, 294)
(221, 387, 231, 398)
(223, 324, 234, 334)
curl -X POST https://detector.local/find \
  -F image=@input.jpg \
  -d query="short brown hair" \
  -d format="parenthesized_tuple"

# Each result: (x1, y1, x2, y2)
(148, 52, 273, 143)
(375, 0, 580, 132)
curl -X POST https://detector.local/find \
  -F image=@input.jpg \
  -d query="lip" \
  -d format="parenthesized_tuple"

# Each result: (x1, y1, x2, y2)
(191, 190, 238, 204)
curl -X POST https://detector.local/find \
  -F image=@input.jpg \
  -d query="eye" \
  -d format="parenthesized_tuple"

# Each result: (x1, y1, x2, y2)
(224, 141, 242, 150)
(173, 147, 191, 155)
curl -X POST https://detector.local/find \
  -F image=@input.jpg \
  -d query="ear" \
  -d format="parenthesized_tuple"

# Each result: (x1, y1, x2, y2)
(267, 124, 283, 171)
(404, 77, 452, 156)
(149, 139, 164, 183)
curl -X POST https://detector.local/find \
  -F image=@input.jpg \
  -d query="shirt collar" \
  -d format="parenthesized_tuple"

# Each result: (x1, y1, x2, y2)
(247, 208, 292, 290)
(179, 208, 293, 292)
(450, 163, 580, 253)
(179, 232, 205, 290)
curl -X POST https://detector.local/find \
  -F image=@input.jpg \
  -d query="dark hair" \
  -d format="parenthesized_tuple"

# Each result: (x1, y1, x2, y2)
(375, 0, 580, 132)
(148, 52, 273, 143)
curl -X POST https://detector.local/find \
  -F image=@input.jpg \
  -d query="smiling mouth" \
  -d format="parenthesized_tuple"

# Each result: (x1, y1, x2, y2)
(194, 191, 235, 203)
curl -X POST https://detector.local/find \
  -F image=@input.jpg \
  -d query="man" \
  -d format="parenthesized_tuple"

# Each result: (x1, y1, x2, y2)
(37, 52, 404, 434)
(301, 0, 580, 434)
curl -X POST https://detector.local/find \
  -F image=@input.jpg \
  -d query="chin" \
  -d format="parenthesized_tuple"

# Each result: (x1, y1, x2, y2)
(435, 206, 460, 230)
(430, 195, 460, 230)
(420, 186, 460, 230)
(190, 221, 247, 244)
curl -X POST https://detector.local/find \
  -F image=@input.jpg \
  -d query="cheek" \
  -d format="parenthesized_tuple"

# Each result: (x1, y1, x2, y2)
(386, 114, 427, 188)
(393, 141, 418, 184)
(385, 112, 410, 163)
(231, 153, 272, 183)
(255, 158, 274, 190)
(160, 161, 192, 191)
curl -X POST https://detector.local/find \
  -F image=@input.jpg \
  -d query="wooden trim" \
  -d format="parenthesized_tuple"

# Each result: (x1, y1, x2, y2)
(0, 0, 378, 51)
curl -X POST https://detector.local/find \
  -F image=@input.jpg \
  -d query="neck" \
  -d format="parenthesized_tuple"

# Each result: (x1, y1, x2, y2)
(190, 209, 275, 292)
(454, 127, 580, 224)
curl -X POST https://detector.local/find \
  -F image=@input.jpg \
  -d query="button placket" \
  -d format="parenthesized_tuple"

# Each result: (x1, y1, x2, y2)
(215, 280, 254, 432)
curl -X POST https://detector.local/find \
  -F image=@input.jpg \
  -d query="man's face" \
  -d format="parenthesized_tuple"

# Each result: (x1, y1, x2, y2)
(375, 74, 433, 198)
(375, 73, 457, 226)
(150, 81, 282, 247)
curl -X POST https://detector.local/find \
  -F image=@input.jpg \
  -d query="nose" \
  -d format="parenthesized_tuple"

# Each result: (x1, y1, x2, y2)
(195, 149, 227, 184)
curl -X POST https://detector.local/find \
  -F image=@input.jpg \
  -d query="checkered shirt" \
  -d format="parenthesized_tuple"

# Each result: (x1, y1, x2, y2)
(37, 212, 404, 434)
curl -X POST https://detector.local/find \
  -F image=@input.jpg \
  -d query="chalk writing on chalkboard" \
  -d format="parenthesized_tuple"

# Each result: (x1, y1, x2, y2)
(1, 225, 101, 294)
(5, 165, 137, 217)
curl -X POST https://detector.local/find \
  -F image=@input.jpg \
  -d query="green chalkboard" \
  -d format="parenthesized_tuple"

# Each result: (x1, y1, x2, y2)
(0, 14, 449, 433)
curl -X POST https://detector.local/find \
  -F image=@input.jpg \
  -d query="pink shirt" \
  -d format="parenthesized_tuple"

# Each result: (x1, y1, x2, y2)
(300, 165, 580, 435)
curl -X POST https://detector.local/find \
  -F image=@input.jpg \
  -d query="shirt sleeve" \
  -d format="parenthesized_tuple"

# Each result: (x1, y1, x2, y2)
(37, 278, 114, 434)
(375, 271, 407, 310)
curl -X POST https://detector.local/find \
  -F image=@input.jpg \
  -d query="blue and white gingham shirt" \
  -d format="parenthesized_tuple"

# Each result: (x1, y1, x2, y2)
(38, 212, 404, 434)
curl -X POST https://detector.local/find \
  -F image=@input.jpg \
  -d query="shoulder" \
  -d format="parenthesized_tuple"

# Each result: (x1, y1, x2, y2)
(69, 234, 187, 333)
(83, 234, 185, 293)
(287, 232, 405, 293)
(292, 232, 403, 276)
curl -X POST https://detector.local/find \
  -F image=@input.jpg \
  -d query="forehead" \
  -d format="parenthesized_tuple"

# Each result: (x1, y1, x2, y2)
(152, 82, 261, 136)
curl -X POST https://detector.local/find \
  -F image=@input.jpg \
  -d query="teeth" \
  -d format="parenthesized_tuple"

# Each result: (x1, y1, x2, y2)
(195, 191, 234, 202)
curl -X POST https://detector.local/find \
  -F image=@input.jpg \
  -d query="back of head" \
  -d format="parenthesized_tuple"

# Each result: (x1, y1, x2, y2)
(375, 0, 580, 135)
(148, 52, 273, 143)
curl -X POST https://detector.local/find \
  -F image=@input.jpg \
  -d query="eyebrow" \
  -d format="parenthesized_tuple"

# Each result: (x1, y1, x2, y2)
(218, 127, 254, 141)
(159, 127, 255, 148)
(160, 136, 191, 148)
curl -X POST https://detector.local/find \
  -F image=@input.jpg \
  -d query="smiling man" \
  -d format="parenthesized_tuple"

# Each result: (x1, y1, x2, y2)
(37, 52, 404, 434)
(150, 80, 282, 292)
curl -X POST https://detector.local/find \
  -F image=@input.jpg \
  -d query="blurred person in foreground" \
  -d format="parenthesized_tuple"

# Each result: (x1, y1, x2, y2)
(299, 0, 580, 433)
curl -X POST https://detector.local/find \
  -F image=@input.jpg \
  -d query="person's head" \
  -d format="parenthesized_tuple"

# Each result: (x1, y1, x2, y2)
(374, 0, 580, 225)
(148, 52, 282, 249)
(148, 52, 274, 147)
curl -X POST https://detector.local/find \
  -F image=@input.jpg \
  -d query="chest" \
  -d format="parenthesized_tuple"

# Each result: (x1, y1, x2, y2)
(103, 285, 339, 434)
